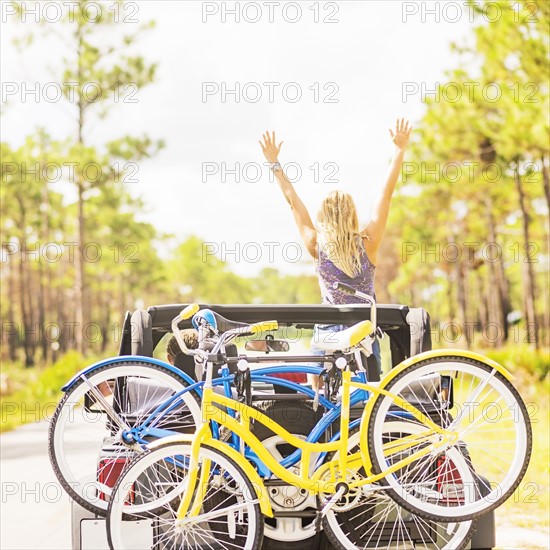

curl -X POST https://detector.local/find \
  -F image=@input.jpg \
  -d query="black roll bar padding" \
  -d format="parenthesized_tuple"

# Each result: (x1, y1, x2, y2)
(118, 311, 132, 356)
(144, 303, 411, 366)
(406, 308, 432, 356)
(130, 309, 154, 357)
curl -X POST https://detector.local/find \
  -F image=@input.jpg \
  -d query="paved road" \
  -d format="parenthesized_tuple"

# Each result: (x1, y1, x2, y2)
(1, 419, 549, 550)
(1, 420, 72, 550)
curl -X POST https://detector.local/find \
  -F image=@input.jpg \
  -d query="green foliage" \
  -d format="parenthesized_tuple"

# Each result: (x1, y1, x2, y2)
(386, 0, 549, 347)
(165, 236, 251, 303)
(164, 237, 320, 305)
(3, 1, 166, 361)
(251, 268, 320, 304)
(3, 0, 548, 367)
(485, 345, 550, 381)
(0, 351, 91, 432)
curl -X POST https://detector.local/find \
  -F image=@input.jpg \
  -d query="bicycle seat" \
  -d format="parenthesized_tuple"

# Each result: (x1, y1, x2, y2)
(313, 320, 373, 352)
(194, 309, 249, 334)
(213, 312, 249, 333)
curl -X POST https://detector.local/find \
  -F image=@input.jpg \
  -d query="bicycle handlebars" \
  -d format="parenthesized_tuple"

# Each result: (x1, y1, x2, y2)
(171, 282, 376, 367)
(332, 282, 377, 334)
(171, 309, 279, 358)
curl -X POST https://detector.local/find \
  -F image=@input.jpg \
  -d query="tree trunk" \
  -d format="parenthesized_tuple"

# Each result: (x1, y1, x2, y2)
(56, 283, 66, 355)
(476, 271, 488, 331)
(445, 260, 458, 344)
(495, 255, 512, 341)
(37, 260, 48, 362)
(456, 262, 470, 348)
(24, 254, 37, 364)
(15, 195, 35, 367)
(485, 268, 501, 348)
(541, 155, 550, 215)
(100, 289, 110, 354)
(39, 163, 51, 362)
(74, 27, 86, 355)
(119, 274, 126, 318)
(411, 287, 417, 306)
(514, 164, 539, 348)
(447, 273, 455, 322)
(485, 198, 508, 345)
(19, 250, 33, 367)
(541, 271, 550, 347)
(540, 156, 550, 346)
(74, 182, 85, 354)
(5, 251, 18, 361)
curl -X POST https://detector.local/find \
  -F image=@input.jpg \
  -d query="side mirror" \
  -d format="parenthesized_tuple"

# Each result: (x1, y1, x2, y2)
(245, 339, 290, 353)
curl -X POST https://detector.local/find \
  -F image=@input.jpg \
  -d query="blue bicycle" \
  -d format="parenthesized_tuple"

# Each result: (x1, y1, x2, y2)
(48, 289, 497, 549)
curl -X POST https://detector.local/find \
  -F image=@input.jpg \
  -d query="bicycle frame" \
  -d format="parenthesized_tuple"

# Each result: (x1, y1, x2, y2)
(175, 367, 453, 521)
(162, 297, 496, 523)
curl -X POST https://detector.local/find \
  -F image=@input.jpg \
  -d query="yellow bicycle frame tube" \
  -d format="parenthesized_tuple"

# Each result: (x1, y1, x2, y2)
(168, 349, 512, 522)
(178, 381, 454, 517)
(145, 432, 274, 518)
(248, 320, 279, 333)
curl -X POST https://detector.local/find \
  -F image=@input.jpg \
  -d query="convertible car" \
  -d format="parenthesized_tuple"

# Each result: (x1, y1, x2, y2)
(71, 302, 495, 550)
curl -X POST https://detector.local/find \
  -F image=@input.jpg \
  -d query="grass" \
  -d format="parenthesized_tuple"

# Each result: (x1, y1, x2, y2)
(470, 345, 549, 547)
(0, 351, 95, 433)
(494, 372, 549, 535)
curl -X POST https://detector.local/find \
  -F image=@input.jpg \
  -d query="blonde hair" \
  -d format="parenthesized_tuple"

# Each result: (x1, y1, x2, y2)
(317, 190, 363, 278)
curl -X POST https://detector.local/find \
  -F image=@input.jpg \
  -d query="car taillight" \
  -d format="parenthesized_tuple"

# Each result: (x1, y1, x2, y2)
(437, 456, 465, 504)
(98, 457, 134, 504)
(271, 372, 307, 383)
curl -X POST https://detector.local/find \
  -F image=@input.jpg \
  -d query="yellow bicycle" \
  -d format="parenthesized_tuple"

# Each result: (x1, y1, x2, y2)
(107, 294, 531, 550)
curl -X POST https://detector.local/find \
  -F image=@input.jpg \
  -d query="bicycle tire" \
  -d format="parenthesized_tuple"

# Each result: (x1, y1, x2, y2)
(322, 422, 475, 549)
(48, 360, 201, 516)
(106, 441, 263, 549)
(365, 356, 532, 522)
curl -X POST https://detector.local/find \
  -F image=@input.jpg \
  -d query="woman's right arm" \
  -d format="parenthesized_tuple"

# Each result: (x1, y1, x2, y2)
(260, 131, 318, 259)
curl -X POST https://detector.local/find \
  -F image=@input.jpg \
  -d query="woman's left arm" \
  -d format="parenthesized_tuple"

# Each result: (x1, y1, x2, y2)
(362, 118, 412, 258)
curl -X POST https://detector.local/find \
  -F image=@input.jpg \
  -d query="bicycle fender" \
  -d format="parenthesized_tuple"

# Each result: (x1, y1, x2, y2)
(61, 355, 196, 391)
(146, 434, 274, 518)
(386, 349, 514, 384)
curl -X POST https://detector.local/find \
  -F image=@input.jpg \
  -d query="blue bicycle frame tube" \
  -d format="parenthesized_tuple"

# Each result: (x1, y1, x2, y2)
(123, 364, 385, 476)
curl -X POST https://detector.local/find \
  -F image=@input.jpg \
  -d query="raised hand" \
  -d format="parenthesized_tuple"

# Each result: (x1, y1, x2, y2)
(259, 131, 283, 164)
(389, 118, 412, 151)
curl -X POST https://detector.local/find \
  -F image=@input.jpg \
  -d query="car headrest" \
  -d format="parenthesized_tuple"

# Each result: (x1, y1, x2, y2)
(118, 311, 132, 356)
(131, 309, 154, 357)
(173, 343, 240, 383)
(173, 352, 198, 381)
(406, 308, 432, 356)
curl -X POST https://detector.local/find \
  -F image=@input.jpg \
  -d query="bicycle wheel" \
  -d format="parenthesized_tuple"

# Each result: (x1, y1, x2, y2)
(366, 356, 532, 521)
(252, 401, 323, 549)
(106, 441, 263, 550)
(323, 422, 475, 549)
(48, 360, 201, 516)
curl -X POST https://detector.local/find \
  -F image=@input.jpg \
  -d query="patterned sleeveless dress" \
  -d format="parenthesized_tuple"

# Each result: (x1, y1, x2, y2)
(316, 236, 376, 305)
(312, 236, 381, 372)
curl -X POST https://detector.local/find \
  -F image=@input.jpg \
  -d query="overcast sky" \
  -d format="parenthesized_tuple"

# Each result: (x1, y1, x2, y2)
(1, 0, 475, 275)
